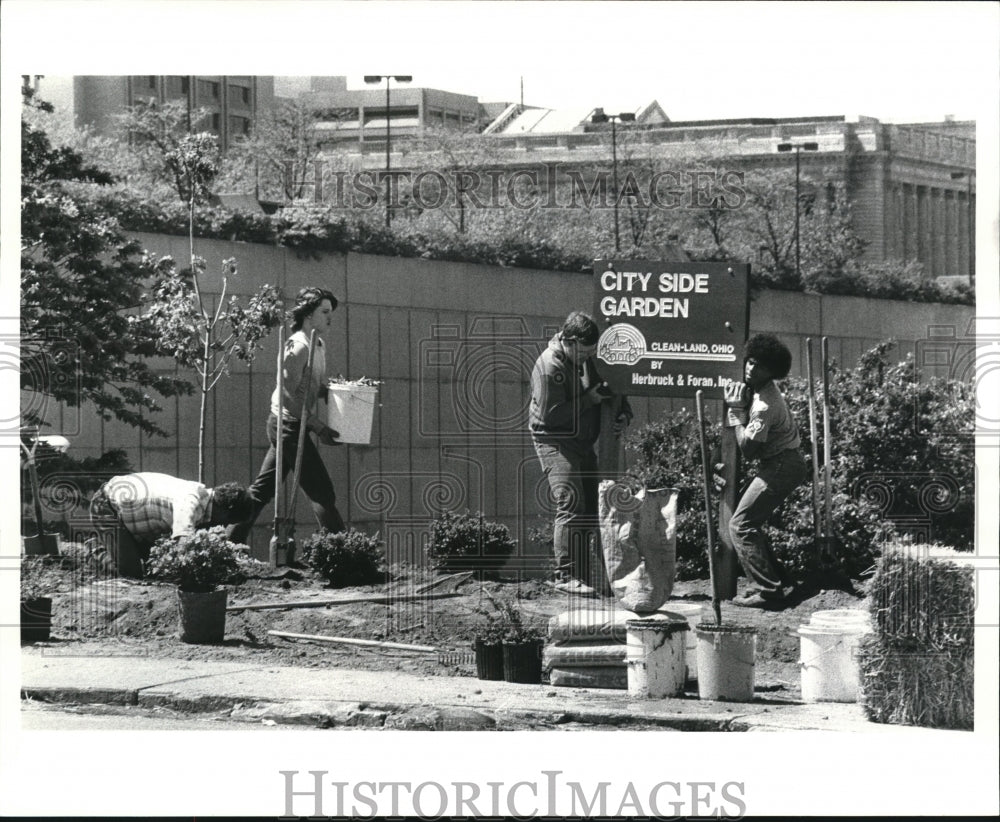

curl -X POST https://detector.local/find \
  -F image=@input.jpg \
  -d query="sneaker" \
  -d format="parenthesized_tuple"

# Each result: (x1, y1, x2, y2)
(731, 590, 787, 610)
(546, 578, 597, 596)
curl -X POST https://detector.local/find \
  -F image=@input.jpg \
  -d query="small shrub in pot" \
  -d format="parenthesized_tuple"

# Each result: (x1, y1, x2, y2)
(146, 527, 247, 593)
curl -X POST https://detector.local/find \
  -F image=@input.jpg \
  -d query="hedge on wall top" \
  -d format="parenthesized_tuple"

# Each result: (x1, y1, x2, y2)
(83, 190, 973, 305)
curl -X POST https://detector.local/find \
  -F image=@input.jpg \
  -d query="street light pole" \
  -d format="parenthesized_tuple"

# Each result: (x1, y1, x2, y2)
(365, 75, 412, 228)
(592, 108, 636, 253)
(777, 141, 818, 282)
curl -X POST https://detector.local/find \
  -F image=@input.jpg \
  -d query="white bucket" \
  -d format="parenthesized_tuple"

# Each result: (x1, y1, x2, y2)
(798, 623, 867, 703)
(810, 609, 871, 632)
(696, 625, 757, 702)
(625, 619, 687, 698)
(326, 382, 378, 444)
(663, 602, 703, 681)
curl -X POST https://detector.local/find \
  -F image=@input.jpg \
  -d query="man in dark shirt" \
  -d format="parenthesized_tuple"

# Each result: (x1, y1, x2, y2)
(529, 310, 630, 595)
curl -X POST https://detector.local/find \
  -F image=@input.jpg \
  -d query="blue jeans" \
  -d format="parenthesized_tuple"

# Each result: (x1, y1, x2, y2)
(533, 441, 601, 585)
(729, 448, 807, 596)
(228, 413, 345, 545)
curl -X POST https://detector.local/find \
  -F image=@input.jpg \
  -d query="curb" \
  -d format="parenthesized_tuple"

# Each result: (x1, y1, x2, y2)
(22, 684, 755, 731)
(22, 686, 138, 706)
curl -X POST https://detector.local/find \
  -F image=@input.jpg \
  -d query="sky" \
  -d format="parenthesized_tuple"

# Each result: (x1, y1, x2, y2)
(1, 1, 997, 124)
(1, 1, 998, 819)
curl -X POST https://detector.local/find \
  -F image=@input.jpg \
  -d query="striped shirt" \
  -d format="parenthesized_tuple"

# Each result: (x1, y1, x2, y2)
(98, 473, 212, 540)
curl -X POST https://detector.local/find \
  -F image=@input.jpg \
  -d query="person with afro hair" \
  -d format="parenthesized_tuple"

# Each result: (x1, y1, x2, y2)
(723, 334, 807, 608)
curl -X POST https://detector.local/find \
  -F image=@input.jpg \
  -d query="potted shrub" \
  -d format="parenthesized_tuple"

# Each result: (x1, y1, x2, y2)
(20, 556, 53, 643)
(146, 527, 247, 644)
(471, 611, 507, 681)
(475, 597, 546, 684)
(501, 616, 546, 685)
(302, 528, 385, 587)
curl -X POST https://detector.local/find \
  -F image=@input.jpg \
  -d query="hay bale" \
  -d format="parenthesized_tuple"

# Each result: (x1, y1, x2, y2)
(860, 543, 974, 730)
(867, 543, 975, 646)
(858, 637, 974, 730)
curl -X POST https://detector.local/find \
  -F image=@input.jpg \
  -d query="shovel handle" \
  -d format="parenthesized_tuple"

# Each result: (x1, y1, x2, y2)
(695, 391, 721, 624)
(805, 338, 822, 541)
(273, 325, 286, 540)
(821, 337, 833, 537)
(287, 329, 318, 532)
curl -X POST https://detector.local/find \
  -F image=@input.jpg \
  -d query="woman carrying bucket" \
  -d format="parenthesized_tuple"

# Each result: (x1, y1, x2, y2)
(723, 334, 807, 609)
(228, 287, 347, 546)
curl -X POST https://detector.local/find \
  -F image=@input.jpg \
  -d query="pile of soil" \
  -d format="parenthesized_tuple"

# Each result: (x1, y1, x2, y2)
(31, 546, 869, 698)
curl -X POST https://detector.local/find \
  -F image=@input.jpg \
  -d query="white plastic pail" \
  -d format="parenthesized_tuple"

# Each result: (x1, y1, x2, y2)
(663, 602, 703, 681)
(327, 382, 378, 444)
(810, 609, 872, 632)
(625, 619, 687, 698)
(798, 623, 866, 702)
(696, 624, 757, 702)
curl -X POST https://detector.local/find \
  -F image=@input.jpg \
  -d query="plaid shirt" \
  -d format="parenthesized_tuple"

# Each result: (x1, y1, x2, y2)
(93, 472, 212, 540)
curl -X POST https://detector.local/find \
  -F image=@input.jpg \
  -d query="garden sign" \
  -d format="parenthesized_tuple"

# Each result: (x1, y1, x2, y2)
(592, 260, 750, 398)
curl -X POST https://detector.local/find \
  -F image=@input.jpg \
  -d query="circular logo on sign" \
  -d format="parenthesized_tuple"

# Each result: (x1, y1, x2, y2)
(598, 324, 646, 366)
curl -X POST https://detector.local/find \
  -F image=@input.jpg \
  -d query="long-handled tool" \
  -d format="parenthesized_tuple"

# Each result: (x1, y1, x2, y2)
(21, 431, 61, 556)
(696, 390, 722, 625)
(805, 338, 823, 553)
(269, 326, 286, 568)
(283, 329, 318, 565)
(820, 337, 835, 562)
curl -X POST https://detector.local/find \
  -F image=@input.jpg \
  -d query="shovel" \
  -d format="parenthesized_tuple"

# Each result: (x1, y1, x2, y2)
(816, 338, 854, 592)
(819, 337, 840, 563)
(695, 390, 722, 626)
(805, 338, 828, 559)
(281, 329, 318, 566)
(21, 434, 60, 556)
(269, 326, 287, 568)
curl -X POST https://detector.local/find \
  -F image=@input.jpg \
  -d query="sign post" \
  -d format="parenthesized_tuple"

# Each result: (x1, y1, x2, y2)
(593, 259, 749, 600)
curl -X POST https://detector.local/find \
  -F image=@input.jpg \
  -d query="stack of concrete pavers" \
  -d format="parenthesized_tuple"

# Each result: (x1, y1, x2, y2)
(545, 603, 701, 690)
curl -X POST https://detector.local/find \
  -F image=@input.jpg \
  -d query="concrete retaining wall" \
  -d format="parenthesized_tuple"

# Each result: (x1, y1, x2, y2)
(43, 233, 974, 562)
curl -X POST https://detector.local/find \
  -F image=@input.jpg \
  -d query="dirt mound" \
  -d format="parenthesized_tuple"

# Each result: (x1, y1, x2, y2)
(33, 548, 869, 696)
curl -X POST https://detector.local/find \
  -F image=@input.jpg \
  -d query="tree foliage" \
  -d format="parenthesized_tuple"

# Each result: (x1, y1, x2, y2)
(625, 342, 974, 584)
(124, 106, 284, 482)
(114, 100, 220, 204)
(20, 88, 192, 437)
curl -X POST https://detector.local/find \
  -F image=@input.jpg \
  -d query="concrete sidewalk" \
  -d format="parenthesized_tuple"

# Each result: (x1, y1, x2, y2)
(17, 648, 950, 733)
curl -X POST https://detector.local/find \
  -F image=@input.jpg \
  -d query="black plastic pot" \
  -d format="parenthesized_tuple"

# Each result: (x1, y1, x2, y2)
(474, 640, 505, 680)
(177, 588, 228, 644)
(20, 597, 52, 643)
(503, 638, 544, 684)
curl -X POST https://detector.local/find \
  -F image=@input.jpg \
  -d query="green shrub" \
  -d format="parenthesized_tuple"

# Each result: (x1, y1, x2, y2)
(426, 510, 516, 572)
(624, 341, 974, 585)
(473, 596, 545, 645)
(302, 528, 385, 587)
(147, 527, 247, 592)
